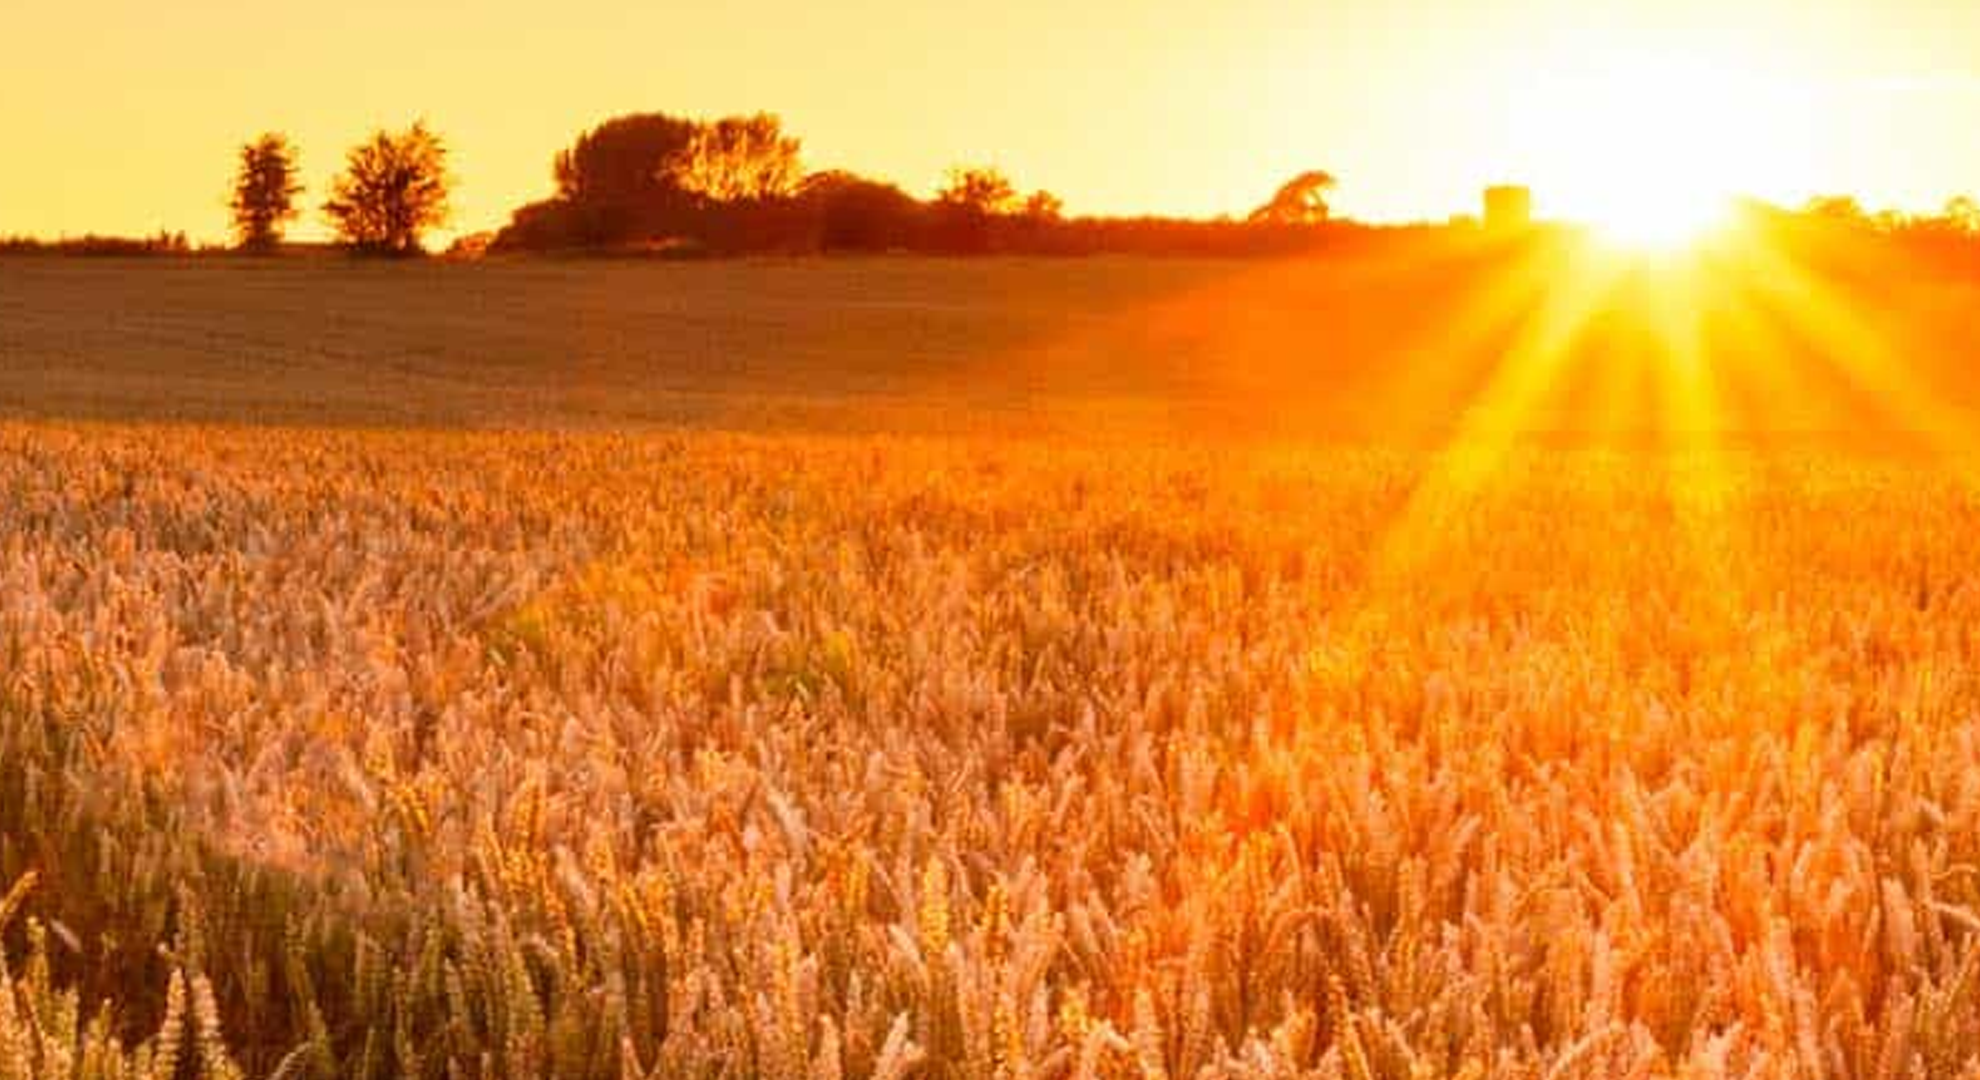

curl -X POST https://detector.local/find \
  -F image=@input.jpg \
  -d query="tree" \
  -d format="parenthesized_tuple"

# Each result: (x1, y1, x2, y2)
(1941, 195, 1980, 235)
(936, 166, 1017, 215)
(1802, 195, 1868, 225)
(674, 113, 803, 201)
(229, 134, 303, 252)
(798, 171, 924, 251)
(1248, 170, 1337, 225)
(323, 122, 451, 256)
(1022, 190, 1064, 221)
(932, 166, 1018, 253)
(554, 113, 699, 204)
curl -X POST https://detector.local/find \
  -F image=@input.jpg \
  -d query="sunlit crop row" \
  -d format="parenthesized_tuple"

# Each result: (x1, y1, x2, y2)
(3, 423, 1979, 1079)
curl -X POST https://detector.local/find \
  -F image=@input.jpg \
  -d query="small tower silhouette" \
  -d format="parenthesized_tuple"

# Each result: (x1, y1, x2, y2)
(1484, 185, 1534, 232)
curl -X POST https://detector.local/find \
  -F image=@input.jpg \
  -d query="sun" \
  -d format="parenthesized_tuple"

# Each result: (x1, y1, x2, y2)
(1589, 187, 1728, 252)
(1509, 49, 1799, 251)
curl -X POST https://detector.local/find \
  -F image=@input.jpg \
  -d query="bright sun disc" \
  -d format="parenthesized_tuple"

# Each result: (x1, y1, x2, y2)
(1513, 50, 1791, 251)
(1591, 190, 1728, 251)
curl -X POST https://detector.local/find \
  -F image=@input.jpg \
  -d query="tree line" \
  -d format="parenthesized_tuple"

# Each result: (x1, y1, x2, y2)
(491, 113, 1368, 256)
(12, 108, 1980, 260)
(207, 111, 1377, 258)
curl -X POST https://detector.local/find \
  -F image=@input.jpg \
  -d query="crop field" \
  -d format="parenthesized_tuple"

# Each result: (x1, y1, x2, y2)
(0, 256, 1324, 432)
(8, 244, 1978, 440)
(4, 252, 1980, 1080)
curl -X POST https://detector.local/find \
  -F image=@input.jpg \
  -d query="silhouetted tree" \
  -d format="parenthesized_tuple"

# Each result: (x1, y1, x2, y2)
(1803, 195, 1868, 225)
(932, 166, 1018, 253)
(323, 122, 451, 256)
(229, 133, 303, 252)
(937, 166, 1018, 215)
(554, 113, 699, 204)
(675, 114, 803, 201)
(799, 171, 924, 250)
(1022, 190, 1064, 221)
(1249, 170, 1337, 225)
(1941, 195, 1980, 235)
(1871, 209, 1911, 233)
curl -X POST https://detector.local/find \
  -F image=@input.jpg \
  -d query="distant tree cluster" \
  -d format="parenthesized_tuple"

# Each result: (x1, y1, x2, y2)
(1791, 193, 1980, 238)
(222, 123, 452, 256)
(491, 110, 1362, 257)
(1686, 194, 1980, 279)
(504, 112, 813, 251)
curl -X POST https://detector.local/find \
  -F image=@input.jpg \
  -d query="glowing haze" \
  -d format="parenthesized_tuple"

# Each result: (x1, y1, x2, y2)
(6, 0, 1980, 242)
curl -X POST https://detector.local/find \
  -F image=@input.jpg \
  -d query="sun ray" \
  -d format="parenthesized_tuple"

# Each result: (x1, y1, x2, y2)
(1370, 238, 1629, 584)
(1638, 252, 1745, 624)
(1645, 258, 1729, 489)
(1730, 229, 1980, 469)
(1358, 234, 1577, 441)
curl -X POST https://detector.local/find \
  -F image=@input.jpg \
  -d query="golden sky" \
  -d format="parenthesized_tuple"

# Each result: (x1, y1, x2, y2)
(6, 0, 1980, 242)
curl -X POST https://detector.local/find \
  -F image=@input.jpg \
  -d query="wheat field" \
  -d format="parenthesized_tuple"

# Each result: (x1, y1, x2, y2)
(4, 254, 1980, 1080)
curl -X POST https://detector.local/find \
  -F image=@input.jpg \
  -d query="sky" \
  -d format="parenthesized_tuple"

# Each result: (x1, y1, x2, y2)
(7, 0, 1980, 242)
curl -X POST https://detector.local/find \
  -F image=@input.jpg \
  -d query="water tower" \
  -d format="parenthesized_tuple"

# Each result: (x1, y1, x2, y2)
(1484, 185, 1534, 232)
